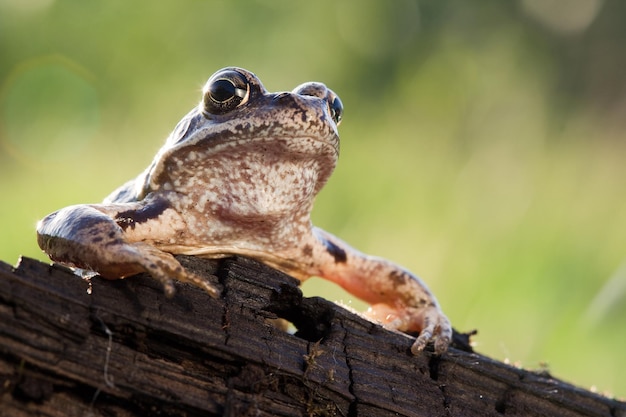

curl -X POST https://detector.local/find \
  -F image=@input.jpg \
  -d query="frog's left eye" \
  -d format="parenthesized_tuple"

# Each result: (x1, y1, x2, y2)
(202, 70, 249, 116)
(329, 93, 343, 125)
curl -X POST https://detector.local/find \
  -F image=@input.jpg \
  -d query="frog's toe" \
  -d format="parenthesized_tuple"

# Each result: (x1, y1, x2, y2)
(410, 308, 452, 356)
(133, 243, 220, 298)
(139, 258, 178, 297)
(172, 268, 220, 298)
(363, 303, 451, 354)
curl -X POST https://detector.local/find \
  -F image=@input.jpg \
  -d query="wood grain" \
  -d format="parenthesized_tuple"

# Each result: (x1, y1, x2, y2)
(0, 256, 623, 417)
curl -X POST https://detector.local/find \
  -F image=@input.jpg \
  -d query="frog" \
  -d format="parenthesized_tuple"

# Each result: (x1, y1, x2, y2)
(36, 67, 452, 355)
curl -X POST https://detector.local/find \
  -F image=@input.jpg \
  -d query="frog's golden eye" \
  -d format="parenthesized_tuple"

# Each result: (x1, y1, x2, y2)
(202, 70, 249, 116)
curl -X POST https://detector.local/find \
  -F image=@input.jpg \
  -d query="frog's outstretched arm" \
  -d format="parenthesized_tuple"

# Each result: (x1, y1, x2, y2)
(306, 227, 452, 354)
(36, 202, 219, 298)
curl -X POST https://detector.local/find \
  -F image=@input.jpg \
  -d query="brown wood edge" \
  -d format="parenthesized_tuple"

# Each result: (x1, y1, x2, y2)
(0, 255, 624, 416)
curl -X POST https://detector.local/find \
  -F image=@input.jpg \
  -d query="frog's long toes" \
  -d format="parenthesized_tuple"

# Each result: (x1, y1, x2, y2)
(435, 315, 453, 355)
(146, 268, 177, 297)
(435, 334, 452, 355)
(411, 328, 433, 355)
(409, 308, 452, 355)
(199, 279, 220, 298)
(163, 280, 176, 297)
(182, 271, 220, 298)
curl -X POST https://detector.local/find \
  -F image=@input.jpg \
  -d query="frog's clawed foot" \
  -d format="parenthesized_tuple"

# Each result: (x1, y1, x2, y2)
(136, 244, 220, 298)
(365, 303, 452, 355)
(100, 242, 220, 298)
(409, 307, 452, 355)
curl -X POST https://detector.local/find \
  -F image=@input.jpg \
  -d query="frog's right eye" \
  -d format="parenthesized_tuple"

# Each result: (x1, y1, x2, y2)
(202, 70, 249, 116)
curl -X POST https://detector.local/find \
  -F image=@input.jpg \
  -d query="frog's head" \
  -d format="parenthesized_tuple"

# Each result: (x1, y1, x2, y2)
(139, 67, 343, 201)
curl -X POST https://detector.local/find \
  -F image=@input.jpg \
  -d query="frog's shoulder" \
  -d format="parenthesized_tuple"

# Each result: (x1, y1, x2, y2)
(104, 109, 205, 205)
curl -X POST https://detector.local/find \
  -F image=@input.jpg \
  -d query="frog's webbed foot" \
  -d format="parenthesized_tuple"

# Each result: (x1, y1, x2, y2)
(364, 303, 452, 355)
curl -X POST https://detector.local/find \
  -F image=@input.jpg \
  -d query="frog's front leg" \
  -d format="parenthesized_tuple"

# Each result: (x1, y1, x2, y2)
(36, 200, 218, 297)
(309, 228, 452, 355)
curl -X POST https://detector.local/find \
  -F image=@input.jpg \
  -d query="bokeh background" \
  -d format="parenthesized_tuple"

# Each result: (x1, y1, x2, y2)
(1, 0, 624, 398)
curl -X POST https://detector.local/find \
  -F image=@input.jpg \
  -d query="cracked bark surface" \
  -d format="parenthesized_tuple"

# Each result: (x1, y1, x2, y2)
(0, 255, 624, 417)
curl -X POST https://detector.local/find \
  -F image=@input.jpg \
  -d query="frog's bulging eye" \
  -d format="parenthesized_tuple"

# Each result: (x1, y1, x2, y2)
(329, 94, 343, 125)
(202, 70, 249, 116)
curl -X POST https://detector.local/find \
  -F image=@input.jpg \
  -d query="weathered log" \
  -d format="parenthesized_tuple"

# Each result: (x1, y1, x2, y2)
(0, 255, 623, 416)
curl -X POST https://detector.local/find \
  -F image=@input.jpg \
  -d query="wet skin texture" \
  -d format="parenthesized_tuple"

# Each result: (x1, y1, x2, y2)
(37, 67, 452, 354)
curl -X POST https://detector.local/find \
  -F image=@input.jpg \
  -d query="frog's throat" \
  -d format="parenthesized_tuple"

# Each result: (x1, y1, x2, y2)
(164, 246, 312, 281)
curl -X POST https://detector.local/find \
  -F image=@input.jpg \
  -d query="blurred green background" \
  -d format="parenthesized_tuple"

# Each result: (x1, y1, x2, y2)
(1, 0, 624, 398)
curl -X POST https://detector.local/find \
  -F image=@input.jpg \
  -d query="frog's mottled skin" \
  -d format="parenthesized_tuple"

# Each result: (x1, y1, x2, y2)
(37, 67, 452, 354)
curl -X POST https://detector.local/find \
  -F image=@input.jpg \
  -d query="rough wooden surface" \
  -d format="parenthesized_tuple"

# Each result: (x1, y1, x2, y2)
(0, 255, 624, 417)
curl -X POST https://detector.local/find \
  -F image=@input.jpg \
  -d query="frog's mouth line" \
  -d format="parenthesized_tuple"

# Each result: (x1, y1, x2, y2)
(190, 134, 340, 158)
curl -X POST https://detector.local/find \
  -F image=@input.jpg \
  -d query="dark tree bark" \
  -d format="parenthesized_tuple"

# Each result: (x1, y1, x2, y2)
(0, 255, 624, 417)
